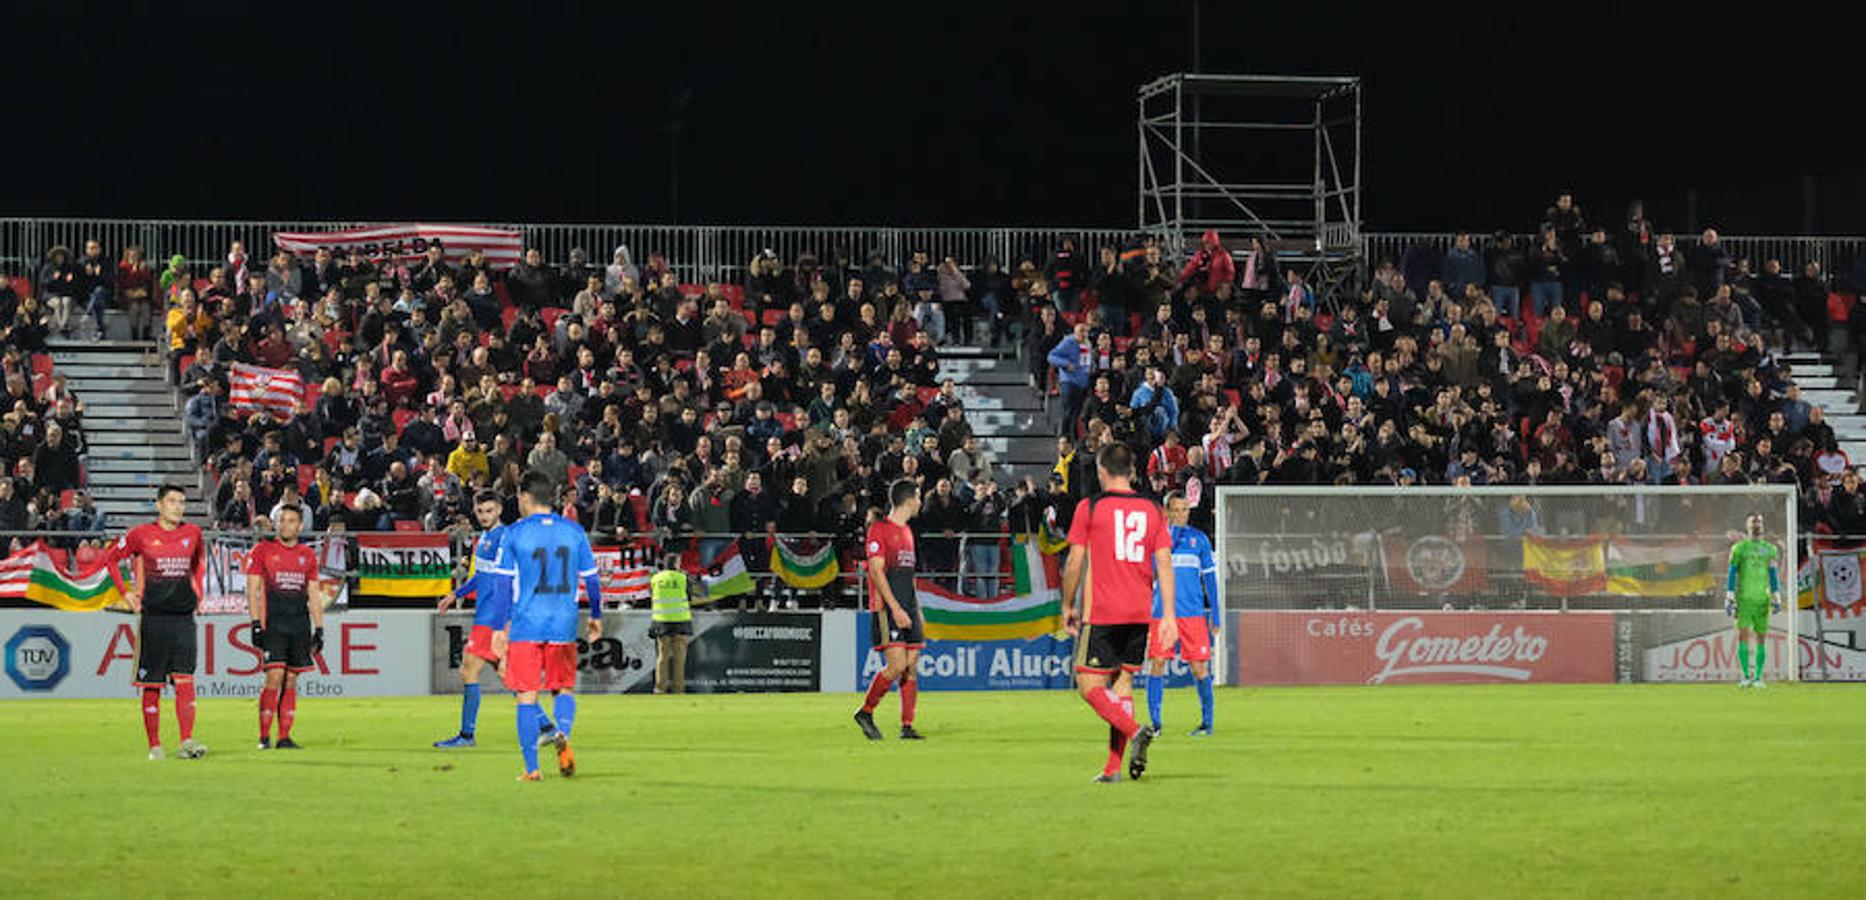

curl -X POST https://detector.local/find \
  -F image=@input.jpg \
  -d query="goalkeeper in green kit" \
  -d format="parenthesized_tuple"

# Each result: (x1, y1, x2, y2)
(1726, 514, 1783, 688)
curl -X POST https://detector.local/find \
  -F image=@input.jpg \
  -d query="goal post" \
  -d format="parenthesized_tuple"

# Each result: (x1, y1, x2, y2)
(1213, 484, 1799, 686)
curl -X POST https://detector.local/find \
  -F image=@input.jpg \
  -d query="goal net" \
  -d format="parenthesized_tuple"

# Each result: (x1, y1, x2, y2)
(1213, 485, 1810, 685)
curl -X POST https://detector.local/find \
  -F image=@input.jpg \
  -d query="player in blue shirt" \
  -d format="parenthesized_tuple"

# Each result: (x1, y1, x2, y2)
(1141, 492, 1221, 737)
(487, 472, 603, 781)
(434, 491, 513, 749)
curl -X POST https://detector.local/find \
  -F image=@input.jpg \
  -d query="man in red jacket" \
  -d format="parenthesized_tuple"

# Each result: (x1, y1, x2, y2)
(1179, 230, 1237, 298)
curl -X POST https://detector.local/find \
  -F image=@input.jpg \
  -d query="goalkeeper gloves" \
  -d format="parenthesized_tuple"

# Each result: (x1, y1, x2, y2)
(250, 619, 265, 645)
(1723, 591, 1736, 618)
(312, 627, 325, 656)
(1771, 598, 1784, 613)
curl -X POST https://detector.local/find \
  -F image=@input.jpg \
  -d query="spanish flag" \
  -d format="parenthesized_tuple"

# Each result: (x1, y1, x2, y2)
(0, 540, 132, 612)
(1522, 535, 1607, 596)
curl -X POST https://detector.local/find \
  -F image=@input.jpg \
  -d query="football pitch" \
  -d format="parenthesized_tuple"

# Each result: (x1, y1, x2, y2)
(2, 685, 1862, 898)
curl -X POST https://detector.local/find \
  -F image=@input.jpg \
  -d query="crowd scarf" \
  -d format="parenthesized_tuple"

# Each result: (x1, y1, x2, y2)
(1647, 408, 1682, 464)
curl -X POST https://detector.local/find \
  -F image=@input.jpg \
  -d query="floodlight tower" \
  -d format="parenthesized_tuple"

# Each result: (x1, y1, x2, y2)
(1138, 73, 1364, 306)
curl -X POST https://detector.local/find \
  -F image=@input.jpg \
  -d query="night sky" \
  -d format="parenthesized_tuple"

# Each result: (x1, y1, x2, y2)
(10, 3, 1865, 234)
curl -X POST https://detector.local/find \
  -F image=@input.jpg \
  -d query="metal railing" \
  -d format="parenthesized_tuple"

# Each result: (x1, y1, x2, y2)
(1364, 231, 1866, 276)
(4, 217, 1857, 288)
(0, 528, 1035, 612)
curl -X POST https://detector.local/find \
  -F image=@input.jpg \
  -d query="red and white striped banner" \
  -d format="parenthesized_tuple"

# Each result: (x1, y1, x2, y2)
(272, 224, 524, 269)
(229, 362, 304, 419)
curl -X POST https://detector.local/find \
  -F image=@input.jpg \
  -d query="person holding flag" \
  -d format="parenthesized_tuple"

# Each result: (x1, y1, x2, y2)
(1140, 491, 1221, 737)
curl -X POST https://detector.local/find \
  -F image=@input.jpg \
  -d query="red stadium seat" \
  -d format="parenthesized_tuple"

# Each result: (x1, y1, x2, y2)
(297, 464, 315, 495)
(531, 384, 552, 399)
(392, 409, 416, 433)
(501, 305, 518, 331)
(58, 489, 76, 510)
(540, 307, 567, 333)
(7, 276, 30, 298)
(673, 358, 693, 373)
(916, 387, 938, 405)
(494, 281, 512, 308)
(567, 465, 587, 486)
(323, 436, 340, 455)
(774, 411, 798, 432)
(1223, 388, 1241, 409)
(760, 309, 786, 328)
(499, 384, 519, 401)
(192, 277, 209, 293)
(1313, 313, 1335, 332)
(393, 520, 421, 532)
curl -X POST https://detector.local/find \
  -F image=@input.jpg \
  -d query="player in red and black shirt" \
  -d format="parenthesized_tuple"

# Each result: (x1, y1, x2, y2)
(1061, 444, 1175, 783)
(245, 504, 328, 750)
(853, 479, 926, 741)
(110, 485, 210, 761)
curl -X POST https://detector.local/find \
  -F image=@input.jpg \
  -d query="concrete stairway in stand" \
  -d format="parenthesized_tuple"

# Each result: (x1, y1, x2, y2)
(938, 345, 1058, 484)
(51, 337, 209, 522)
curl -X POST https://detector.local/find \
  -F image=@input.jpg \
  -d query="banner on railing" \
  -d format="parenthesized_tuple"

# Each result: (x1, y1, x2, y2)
(1812, 540, 1866, 618)
(0, 541, 130, 612)
(682, 542, 753, 603)
(272, 224, 522, 268)
(203, 534, 347, 615)
(355, 533, 452, 601)
(771, 536, 838, 589)
(593, 545, 652, 606)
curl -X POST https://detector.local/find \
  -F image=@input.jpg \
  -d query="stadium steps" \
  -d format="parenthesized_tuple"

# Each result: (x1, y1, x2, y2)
(939, 346, 1057, 484)
(53, 335, 210, 522)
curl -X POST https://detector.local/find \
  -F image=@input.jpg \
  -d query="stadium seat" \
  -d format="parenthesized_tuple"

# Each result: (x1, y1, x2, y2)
(8, 276, 31, 298)
(501, 305, 518, 331)
(494, 281, 512, 308)
(774, 411, 798, 432)
(760, 309, 786, 328)
(297, 464, 315, 495)
(673, 358, 693, 373)
(392, 409, 415, 432)
(1223, 388, 1241, 409)
(30, 354, 53, 378)
(1313, 313, 1335, 332)
(393, 520, 421, 532)
(499, 384, 519, 401)
(540, 307, 567, 333)
(720, 284, 745, 307)
(57, 488, 75, 510)
(531, 384, 552, 399)
(323, 436, 340, 455)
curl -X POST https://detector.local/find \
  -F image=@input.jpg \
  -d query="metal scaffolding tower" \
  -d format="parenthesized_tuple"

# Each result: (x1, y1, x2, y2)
(1138, 73, 1363, 304)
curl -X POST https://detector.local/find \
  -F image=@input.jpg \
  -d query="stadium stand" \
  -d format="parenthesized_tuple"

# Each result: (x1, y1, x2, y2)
(4, 197, 1864, 594)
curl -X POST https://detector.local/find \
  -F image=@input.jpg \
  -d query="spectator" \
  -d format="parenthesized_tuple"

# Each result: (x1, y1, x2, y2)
(38, 245, 78, 338)
(117, 244, 156, 342)
(964, 476, 1006, 598)
(1177, 230, 1235, 299)
(1045, 238, 1084, 313)
(1047, 322, 1092, 438)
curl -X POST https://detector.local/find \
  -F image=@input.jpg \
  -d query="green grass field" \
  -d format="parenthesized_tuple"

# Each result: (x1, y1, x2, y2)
(2, 685, 1863, 898)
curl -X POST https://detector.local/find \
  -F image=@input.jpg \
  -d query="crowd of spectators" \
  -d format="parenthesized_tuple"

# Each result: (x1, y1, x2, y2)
(1036, 195, 1866, 540)
(5, 195, 1866, 598)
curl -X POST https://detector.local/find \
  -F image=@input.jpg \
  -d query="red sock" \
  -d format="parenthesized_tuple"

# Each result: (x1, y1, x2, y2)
(279, 688, 297, 740)
(1085, 687, 1139, 738)
(140, 687, 162, 748)
(900, 678, 918, 726)
(860, 672, 893, 714)
(172, 677, 196, 742)
(259, 687, 279, 741)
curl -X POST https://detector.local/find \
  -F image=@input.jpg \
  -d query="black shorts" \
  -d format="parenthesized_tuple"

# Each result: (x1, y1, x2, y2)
(871, 593, 925, 650)
(261, 614, 316, 672)
(136, 614, 198, 687)
(1075, 623, 1148, 675)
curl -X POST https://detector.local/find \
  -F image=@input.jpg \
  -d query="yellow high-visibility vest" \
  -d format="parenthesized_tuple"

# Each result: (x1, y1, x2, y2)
(650, 570, 691, 623)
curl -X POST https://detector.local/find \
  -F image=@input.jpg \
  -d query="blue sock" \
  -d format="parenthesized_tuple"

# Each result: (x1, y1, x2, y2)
(1195, 675, 1214, 728)
(516, 703, 542, 774)
(460, 683, 481, 737)
(1146, 674, 1164, 730)
(553, 693, 576, 738)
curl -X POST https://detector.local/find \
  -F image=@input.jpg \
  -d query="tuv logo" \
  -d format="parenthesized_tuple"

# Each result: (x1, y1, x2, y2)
(6, 625, 71, 692)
